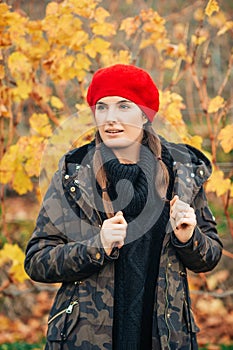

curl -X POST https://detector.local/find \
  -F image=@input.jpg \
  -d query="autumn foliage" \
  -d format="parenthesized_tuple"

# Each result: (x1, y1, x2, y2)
(0, 0, 232, 347)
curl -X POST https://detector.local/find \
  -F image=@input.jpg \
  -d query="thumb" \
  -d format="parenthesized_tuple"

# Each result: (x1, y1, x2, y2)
(115, 211, 127, 225)
(115, 211, 123, 216)
(170, 195, 179, 207)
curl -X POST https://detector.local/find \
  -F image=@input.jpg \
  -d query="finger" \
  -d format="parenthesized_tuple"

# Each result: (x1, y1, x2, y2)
(173, 210, 194, 226)
(103, 227, 127, 238)
(103, 234, 126, 248)
(175, 216, 197, 230)
(115, 240, 124, 249)
(170, 195, 179, 207)
(171, 202, 191, 219)
(115, 211, 123, 216)
(110, 225, 127, 234)
(114, 211, 127, 225)
(173, 200, 189, 212)
(106, 215, 124, 225)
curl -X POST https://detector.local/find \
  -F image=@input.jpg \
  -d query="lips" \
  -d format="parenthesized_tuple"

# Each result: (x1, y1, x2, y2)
(105, 129, 124, 134)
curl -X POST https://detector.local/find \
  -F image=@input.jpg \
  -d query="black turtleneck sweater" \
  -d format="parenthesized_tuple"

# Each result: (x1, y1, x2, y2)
(95, 143, 171, 350)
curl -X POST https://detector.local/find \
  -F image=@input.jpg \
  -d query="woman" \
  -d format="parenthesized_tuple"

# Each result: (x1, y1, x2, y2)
(24, 64, 222, 350)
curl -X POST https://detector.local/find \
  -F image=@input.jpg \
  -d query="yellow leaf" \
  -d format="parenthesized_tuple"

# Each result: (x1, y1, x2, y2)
(217, 21, 233, 36)
(0, 138, 38, 193)
(54, 55, 76, 80)
(191, 35, 207, 46)
(177, 43, 187, 58)
(85, 37, 110, 58)
(0, 64, 5, 79)
(196, 298, 227, 316)
(0, 3, 9, 15)
(8, 52, 32, 79)
(139, 38, 155, 50)
(94, 7, 110, 22)
(0, 243, 29, 283)
(206, 270, 229, 291)
(56, 14, 83, 44)
(75, 103, 89, 112)
(26, 36, 50, 61)
(0, 31, 12, 47)
(166, 43, 187, 59)
(140, 8, 163, 24)
(218, 124, 233, 153)
(46, 1, 59, 16)
(42, 15, 59, 40)
(120, 17, 140, 38)
(231, 184, 233, 198)
(69, 30, 89, 50)
(184, 135, 203, 150)
(208, 12, 227, 28)
(5, 12, 28, 39)
(50, 96, 64, 110)
(141, 32, 169, 53)
(159, 91, 187, 132)
(30, 113, 53, 137)
(0, 103, 9, 118)
(91, 7, 116, 36)
(11, 80, 33, 101)
(0, 144, 22, 184)
(207, 95, 225, 113)
(33, 83, 51, 103)
(21, 135, 45, 177)
(70, 0, 97, 18)
(0, 145, 18, 184)
(100, 49, 131, 67)
(91, 22, 116, 36)
(13, 165, 33, 194)
(194, 8, 205, 22)
(117, 50, 131, 64)
(74, 53, 91, 81)
(163, 59, 176, 69)
(205, 0, 220, 17)
(206, 169, 231, 196)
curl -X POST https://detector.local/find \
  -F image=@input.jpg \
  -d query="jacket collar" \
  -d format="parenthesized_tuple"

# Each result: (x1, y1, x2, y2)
(61, 142, 102, 226)
(61, 138, 212, 224)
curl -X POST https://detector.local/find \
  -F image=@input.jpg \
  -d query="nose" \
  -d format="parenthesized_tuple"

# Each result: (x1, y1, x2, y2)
(105, 105, 117, 123)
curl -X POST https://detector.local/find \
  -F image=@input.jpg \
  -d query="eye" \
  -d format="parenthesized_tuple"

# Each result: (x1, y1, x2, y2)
(96, 104, 107, 111)
(119, 103, 130, 110)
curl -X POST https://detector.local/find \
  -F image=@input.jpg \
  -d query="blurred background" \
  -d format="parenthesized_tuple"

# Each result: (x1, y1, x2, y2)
(0, 0, 232, 349)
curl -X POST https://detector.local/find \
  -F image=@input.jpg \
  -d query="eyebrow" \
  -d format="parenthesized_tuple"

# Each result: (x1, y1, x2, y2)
(96, 99, 133, 105)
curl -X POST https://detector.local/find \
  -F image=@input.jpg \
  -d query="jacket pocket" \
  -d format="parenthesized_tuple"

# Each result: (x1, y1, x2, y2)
(47, 299, 79, 341)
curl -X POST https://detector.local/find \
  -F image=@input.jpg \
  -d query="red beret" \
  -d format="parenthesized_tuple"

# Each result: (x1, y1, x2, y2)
(86, 64, 159, 122)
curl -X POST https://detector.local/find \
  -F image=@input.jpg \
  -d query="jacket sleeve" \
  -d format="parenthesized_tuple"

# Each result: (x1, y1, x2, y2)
(171, 186, 223, 272)
(24, 171, 118, 284)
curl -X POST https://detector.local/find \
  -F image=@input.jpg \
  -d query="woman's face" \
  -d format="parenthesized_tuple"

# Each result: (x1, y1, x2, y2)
(95, 96, 147, 150)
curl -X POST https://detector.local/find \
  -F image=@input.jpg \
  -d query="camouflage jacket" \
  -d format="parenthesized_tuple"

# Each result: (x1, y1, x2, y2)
(24, 139, 222, 350)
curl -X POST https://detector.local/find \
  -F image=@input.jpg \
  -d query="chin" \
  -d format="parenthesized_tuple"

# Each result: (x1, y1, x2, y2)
(103, 139, 132, 149)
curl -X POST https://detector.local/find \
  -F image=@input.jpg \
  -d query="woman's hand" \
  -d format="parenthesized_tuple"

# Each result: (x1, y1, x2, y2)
(170, 195, 197, 243)
(100, 211, 127, 256)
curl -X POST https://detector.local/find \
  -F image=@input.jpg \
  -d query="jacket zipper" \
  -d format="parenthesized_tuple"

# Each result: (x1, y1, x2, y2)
(48, 300, 79, 325)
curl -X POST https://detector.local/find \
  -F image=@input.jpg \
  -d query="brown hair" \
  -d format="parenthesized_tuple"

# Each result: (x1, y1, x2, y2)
(92, 126, 169, 219)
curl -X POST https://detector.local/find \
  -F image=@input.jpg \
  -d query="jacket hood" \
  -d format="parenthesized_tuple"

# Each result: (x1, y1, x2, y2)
(161, 136, 212, 203)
